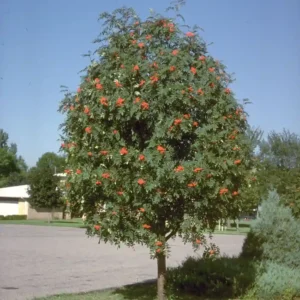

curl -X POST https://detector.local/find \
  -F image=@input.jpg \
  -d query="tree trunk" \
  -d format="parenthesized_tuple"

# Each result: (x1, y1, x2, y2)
(51, 207, 54, 221)
(157, 254, 167, 300)
(226, 219, 231, 229)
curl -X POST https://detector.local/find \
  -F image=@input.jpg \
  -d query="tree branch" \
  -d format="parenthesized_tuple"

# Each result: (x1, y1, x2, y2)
(165, 227, 179, 241)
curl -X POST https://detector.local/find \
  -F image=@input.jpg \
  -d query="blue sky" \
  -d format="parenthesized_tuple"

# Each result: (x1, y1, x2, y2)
(0, 0, 299, 167)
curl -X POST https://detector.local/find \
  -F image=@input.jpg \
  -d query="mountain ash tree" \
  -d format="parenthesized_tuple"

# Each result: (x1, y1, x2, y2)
(59, 4, 256, 299)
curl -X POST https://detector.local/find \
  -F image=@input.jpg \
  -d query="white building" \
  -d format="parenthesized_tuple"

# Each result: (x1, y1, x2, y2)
(0, 185, 29, 216)
(0, 185, 63, 219)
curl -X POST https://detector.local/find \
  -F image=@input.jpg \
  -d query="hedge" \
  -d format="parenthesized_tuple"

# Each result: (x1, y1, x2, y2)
(0, 215, 27, 220)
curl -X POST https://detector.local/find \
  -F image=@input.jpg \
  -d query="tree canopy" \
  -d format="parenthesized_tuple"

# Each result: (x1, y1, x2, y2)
(27, 167, 62, 209)
(259, 129, 300, 169)
(27, 152, 66, 210)
(257, 130, 300, 217)
(0, 129, 9, 149)
(36, 152, 66, 173)
(59, 5, 256, 299)
(0, 129, 28, 187)
(0, 148, 19, 177)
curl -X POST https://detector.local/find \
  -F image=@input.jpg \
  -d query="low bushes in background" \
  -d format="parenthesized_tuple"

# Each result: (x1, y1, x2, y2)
(230, 222, 251, 228)
(0, 215, 27, 220)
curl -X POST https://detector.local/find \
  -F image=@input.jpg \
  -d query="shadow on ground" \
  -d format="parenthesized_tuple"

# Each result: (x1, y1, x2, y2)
(113, 280, 157, 300)
(113, 280, 210, 299)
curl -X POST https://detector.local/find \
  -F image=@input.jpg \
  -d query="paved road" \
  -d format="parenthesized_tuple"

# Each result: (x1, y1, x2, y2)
(0, 225, 245, 300)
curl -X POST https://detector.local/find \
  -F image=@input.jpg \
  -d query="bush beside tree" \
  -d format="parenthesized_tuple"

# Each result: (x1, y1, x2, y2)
(245, 262, 300, 300)
(241, 190, 300, 268)
(241, 190, 300, 299)
(167, 256, 256, 298)
(167, 191, 300, 299)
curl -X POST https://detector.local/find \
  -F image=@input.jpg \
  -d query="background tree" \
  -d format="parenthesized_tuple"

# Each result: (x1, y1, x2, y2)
(60, 4, 256, 299)
(27, 152, 67, 220)
(257, 129, 300, 217)
(0, 148, 19, 178)
(0, 129, 28, 187)
(238, 127, 263, 213)
(223, 127, 262, 229)
(0, 129, 9, 149)
(36, 152, 66, 173)
(27, 163, 63, 220)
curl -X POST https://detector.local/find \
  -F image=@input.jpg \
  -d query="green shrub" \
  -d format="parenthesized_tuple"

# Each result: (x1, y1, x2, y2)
(167, 256, 256, 298)
(244, 262, 300, 300)
(0, 215, 27, 220)
(241, 190, 300, 269)
(240, 229, 264, 260)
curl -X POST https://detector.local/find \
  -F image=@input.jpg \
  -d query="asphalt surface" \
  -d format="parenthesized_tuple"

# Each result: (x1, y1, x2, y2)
(0, 225, 245, 300)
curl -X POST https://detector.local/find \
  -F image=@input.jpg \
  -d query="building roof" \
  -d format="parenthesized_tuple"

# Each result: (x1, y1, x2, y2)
(0, 185, 29, 199)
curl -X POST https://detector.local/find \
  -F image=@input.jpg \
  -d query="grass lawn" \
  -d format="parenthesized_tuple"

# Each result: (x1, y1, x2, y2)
(0, 218, 86, 228)
(211, 220, 253, 235)
(35, 282, 203, 300)
(0, 219, 252, 234)
(212, 227, 251, 235)
(212, 229, 249, 235)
